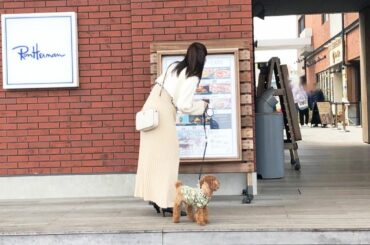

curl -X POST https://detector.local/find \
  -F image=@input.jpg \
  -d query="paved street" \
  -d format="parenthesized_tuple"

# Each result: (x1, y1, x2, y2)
(1, 126, 370, 244)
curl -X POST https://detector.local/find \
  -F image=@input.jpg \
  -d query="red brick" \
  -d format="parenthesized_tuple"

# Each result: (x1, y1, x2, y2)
(132, 8, 152, 16)
(0, 169, 8, 175)
(31, 168, 51, 175)
(186, 13, 207, 20)
(175, 20, 197, 27)
(8, 143, 28, 149)
(72, 167, 93, 174)
(220, 18, 241, 25)
(220, 32, 242, 38)
(7, 104, 27, 111)
(8, 169, 29, 175)
(50, 168, 72, 174)
(0, 163, 17, 169)
(92, 167, 115, 173)
(175, 7, 197, 14)
(8, 155, 29, 162)
(46, 1, 66, 7)
(153, 8, 174, 15)
(4, 2, 25, 8)
(209, 0, 230, 5)
(197, 19, 219, 26)
(143, 15, 163, 22)
(165, 27, 186, 34)
(164, 1, 185, 8)
(39, 123, 59, 129)
(185, 0, 207, 7)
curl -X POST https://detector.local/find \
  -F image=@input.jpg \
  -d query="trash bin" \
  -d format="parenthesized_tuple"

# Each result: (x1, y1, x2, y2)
(255, 87, 284, 179)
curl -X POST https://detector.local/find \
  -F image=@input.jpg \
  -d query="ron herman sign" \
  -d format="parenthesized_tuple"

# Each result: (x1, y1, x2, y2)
(1, 12, 78, 89)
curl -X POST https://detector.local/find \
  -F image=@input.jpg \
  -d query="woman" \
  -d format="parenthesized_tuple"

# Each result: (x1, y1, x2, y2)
(134, 42, 208, 216)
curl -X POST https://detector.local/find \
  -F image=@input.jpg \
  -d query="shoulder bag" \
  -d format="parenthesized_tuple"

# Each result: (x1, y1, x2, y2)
(135, 65, 172, 132)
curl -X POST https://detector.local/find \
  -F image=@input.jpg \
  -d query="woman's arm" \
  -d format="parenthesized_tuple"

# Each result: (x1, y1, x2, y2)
(175, 76, 207, 115)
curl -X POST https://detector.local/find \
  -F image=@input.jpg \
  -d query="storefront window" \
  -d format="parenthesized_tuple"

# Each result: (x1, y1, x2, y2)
(317, 70, 333, 101)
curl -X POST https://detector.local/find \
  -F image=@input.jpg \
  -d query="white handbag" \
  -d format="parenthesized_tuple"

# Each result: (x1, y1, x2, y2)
(135, 108, 159, 132)
(135, 64, 174, 132)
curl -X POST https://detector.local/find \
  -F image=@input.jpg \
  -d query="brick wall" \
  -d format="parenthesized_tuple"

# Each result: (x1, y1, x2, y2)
(0, 0, 253, 176)
(304, 13, 360, 89)
(344, 12, 359, 27)
(305, 14, 331, 49)
(345, 13, 360, 61)
(305, 48, 329, 91)
(347, 27, 360, 61)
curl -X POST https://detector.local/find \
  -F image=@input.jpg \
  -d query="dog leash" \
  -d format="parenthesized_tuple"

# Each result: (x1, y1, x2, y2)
(198, 105, 209, 181)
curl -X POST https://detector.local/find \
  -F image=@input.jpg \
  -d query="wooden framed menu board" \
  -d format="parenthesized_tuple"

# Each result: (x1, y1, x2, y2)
(150, 39, 254, 174)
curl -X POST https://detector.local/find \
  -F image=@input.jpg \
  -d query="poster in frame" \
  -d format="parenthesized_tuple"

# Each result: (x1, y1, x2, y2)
(158, 49, 242, 162)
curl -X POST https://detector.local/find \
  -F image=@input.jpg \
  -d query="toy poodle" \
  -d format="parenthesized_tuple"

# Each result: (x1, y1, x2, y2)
(172, 175, 220, 226)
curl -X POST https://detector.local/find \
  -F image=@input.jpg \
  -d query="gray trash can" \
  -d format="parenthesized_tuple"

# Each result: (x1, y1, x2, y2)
(255, 87, 284, 179)
(255, 112, 284, 179)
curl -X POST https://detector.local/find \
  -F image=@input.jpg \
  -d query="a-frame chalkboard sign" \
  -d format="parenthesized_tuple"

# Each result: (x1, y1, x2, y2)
(257, 57, 302, 170)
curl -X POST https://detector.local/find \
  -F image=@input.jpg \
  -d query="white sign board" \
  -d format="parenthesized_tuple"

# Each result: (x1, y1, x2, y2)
(1, 12, 79, 89)
(162, 54, 240, 160)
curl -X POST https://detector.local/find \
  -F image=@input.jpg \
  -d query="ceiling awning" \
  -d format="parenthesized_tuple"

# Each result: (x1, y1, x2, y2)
(253, 0, 370, 17)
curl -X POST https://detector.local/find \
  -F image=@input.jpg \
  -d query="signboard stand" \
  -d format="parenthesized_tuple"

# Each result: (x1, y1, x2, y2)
(316, 101, 334, 125)
(257, 57, 302, 171)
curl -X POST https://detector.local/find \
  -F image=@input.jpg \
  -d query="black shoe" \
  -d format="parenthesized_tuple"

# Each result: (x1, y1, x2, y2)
(161, 208, 187, 217)
(149, 201, 160, 214)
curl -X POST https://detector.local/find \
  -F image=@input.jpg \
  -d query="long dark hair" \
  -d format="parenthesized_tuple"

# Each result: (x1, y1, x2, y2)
(173, 42, 207, 79)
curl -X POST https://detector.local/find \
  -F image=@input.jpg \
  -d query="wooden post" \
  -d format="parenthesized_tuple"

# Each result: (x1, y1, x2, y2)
(360, 8, 370, 143)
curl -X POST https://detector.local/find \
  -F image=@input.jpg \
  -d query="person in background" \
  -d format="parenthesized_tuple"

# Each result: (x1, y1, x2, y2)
(135, 42, 208, 217)
(292, 81, 309, 126)
(296, 84, 309, 126)
(310, 88, 325, 127)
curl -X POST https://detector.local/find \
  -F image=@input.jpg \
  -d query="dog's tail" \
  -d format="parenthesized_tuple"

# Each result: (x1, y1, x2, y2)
(175, 181, 182, 189)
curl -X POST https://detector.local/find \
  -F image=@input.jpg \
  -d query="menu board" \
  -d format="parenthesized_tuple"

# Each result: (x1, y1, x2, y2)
(317, 101, 333, 125)
(162, 54, 240, 160)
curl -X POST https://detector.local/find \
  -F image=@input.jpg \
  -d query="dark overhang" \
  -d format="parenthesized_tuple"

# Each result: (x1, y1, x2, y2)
(253, 0, 370, 17)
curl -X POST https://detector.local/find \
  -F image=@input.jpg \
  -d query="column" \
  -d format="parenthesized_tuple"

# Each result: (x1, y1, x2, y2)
(360, 7, 370, 143)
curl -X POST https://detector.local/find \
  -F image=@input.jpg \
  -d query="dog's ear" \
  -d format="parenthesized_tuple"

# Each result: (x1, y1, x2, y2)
(212, 178, 220, 190)
(207, 177, 219, 190)
(199, 176, 205, 187)
(199, 175, 212, 188)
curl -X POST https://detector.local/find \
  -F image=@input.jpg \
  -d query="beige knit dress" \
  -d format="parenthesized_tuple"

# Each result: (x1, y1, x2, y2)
(134, 64, 206, 208)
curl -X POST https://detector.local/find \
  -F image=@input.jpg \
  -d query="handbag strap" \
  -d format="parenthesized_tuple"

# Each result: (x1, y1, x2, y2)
(159, 64, 173, 97)
(157, 63, 177, 110)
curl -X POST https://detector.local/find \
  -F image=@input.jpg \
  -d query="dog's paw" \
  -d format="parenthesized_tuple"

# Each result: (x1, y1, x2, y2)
(187, 214, 195, 222)
(196, 221, 206, 226)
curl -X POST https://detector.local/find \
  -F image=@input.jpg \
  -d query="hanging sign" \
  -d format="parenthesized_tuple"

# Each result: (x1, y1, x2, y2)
(1, 12, 79, 89)
(329, 37, 342, 66)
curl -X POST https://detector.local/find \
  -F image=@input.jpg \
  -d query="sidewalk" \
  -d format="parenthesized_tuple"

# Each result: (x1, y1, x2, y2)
(1, 126, 370, 244)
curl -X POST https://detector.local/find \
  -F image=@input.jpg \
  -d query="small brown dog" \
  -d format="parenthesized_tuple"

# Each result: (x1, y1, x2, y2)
(172, 175, 220, 226)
